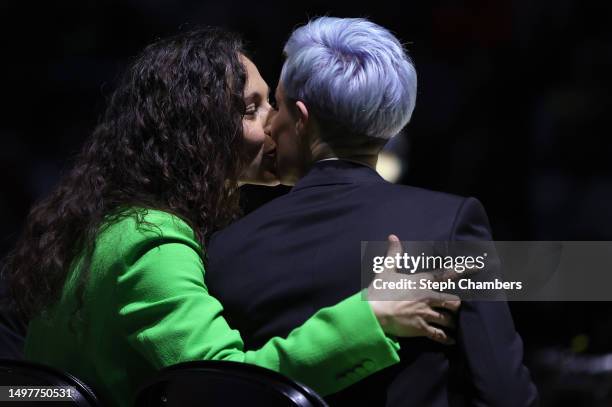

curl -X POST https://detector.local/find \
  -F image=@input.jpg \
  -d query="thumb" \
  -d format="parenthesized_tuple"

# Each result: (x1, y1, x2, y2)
(384, 234, 403, 269)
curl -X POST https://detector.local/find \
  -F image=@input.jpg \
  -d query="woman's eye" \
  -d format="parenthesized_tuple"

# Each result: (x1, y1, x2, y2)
(245, 104, 257, 116)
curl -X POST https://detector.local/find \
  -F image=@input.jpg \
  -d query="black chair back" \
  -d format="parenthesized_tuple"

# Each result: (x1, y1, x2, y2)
(134, 360, 329, 407)
(0, 359, 99, 406)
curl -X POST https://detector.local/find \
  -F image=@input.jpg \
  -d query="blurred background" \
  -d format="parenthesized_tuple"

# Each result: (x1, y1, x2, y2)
(1, 0, 611, 404)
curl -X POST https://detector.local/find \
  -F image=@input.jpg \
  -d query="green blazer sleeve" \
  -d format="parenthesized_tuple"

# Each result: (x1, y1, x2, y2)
(112, 210, 400, 396)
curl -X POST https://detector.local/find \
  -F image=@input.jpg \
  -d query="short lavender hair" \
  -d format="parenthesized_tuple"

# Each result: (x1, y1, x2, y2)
(280, 17, 417, 140)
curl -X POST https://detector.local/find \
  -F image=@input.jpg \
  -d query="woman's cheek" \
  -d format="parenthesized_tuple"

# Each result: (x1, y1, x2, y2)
(241, 121, 265, 160)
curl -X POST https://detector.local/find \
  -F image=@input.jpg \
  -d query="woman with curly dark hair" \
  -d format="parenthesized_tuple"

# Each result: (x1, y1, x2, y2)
(2, 28, 458, 406)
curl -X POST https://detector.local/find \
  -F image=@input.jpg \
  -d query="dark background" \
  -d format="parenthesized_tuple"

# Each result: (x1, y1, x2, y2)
(1, 0, 611, 404)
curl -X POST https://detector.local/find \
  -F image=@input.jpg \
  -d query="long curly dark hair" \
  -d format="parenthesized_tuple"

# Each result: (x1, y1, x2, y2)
(2, 27, 249, 321)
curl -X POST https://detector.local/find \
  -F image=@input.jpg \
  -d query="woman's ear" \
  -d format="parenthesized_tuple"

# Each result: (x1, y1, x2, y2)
(295, 101, 309, 134)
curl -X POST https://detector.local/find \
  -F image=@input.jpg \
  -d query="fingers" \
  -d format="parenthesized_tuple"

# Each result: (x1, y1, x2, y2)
(440, 300, 461, 313)
(431, 268, 459, 282)
(423, 309, 456, 329)
(424, 324, 455, 345)
(427, 293, 461, 312)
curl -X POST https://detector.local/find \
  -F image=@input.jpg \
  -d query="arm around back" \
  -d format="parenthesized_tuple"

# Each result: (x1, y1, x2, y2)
(111, 210, 400, 397)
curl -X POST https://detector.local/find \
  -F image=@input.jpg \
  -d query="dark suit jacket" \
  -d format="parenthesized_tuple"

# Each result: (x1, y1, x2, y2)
(207, 160, 538, 406)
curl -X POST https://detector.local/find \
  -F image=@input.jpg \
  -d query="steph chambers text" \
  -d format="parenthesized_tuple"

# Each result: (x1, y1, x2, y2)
(371, 278, 523, 291)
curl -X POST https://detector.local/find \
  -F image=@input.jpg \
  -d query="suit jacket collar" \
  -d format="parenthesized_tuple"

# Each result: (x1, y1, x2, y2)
(290, 159, 386, 193)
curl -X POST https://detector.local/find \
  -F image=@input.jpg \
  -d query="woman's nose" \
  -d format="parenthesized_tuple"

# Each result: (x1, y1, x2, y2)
(264, 108, 277, 138)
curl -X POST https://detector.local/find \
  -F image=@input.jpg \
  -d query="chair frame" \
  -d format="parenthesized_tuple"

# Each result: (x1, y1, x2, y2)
(135, 360, 329, 407)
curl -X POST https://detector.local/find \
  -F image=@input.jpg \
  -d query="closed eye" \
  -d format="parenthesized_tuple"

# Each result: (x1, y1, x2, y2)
(245, 103, 257, 117)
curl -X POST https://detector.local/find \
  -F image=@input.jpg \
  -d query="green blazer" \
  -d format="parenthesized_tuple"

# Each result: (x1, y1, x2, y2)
(25, 209, 400, 406)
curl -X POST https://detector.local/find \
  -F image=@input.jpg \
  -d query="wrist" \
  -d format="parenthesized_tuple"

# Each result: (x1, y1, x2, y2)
(368, 300, 393, 334)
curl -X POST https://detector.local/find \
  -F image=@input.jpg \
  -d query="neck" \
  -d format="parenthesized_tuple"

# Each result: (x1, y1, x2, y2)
(310, 138, 379, 169)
